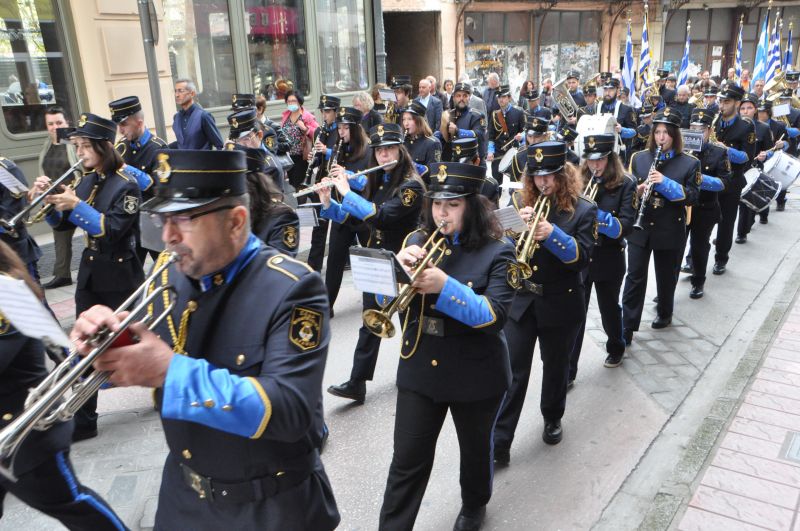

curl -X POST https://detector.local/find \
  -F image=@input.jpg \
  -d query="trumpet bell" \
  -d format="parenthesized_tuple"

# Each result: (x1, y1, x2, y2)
(362, 309, 396, 338)
(516, 261, 532, 280)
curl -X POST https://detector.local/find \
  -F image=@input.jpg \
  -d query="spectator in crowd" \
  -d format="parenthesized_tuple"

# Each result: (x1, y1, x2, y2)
(171, 78, 224, 150)
(415, 78, 443, 132)
(517, 80, 535, 107)
(280, 90, 319, 191)
(426, 75, 448, 107)
(482, 72, 501, 115)
(353, 91, 383, 132)
(443, 79, 454, 107)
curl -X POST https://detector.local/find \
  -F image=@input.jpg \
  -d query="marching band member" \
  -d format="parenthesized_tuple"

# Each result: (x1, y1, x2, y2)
(711, 84, 755, 275)
(757, 99, 798, 223)
(771, 89, 800, 212)
(558, 124, 581, 166)
(523, 88, 552, 120)
(227, 108, 286, 192)
(388, 75, 413, 125)
(324, 107, 372, 313)
(0, 157, 42, 284)
(680, 109, 732, 299)
(621, 108, 700, 342)
(450, 137, 499, 205)
(0, 241, 126, 531)
(239, 146, 299, 256)
(505, 115, 550, 182)
(34, 113, 144, 441)
(72, 149, 340, 530)
(631, 103, 655, 153)
(440, 82, 487, 164)
(378, 161, 515, 531)
(735, 93, 773, 244)
(569, 134, 635, 379)
(402, 101, 442, 183)
(486, 85, 526, 185)
(494, 142, 596, 463)
(323, 123, 424, 404)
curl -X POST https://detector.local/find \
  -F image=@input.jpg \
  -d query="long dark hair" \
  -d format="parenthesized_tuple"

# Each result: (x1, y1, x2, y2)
(523, 163, 582, 215)
(85, 138, 123, 176)
(338, 123, 369, 162)
(579, 151, 626, 191)
(647, 122, 683, 153)
(245, 170, 288, 230)
(363, 144, 423, 199)
(421, 194, 502, 252)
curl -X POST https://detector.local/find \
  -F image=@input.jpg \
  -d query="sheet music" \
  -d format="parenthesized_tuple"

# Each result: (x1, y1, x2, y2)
(773, 103, 791, 118)
(0, 276, 72, 348)
(0, 167, 28, 195)
(494, 206, 529, 233)
(379, 89, 397, 103)
(296, 206, 319, 227)
(349, 249, 398, 297)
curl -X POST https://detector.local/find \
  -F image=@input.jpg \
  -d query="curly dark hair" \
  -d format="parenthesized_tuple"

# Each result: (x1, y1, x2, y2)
(523, 163, 582, 215)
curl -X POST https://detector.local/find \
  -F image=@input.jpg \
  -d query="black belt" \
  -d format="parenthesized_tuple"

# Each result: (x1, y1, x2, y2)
(421, 315, 479, 336)
(519, 280, 543, 296)
(518, 276, 580, 296)
(179, 451, 317, 503)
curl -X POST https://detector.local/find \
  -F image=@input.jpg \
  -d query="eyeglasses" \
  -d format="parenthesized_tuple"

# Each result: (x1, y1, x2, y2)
(149, 205, 234, 231)
(174, 88, 190, 94)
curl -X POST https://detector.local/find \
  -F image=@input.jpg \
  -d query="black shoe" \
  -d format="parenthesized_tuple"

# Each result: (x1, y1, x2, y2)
(651, 315, 672, 329)
(43, 276, 72, 289)
(327, 380, 366, 403)
(712, 263, 726, 275)
(453, 505, 486, 531)
(735, 235, 747, 244)
(690, 285, 704, 299)
(329, 307, 334, 319)
(777, 203, 786, 212)
(652, 296, 659, 303)
(543, 420, 562, 445)
(493, 447, 510, 467)
(760, 217, 768, 225)
(604, 353, 623, 367)
(566, 379, 575, 391)
(623, 329, 633, 346)
(712, 238, 717, 245)
(72, 427, 98, 442)
(680, 263, 693, 274)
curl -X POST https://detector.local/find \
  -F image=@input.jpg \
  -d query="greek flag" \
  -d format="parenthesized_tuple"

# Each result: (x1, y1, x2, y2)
(622, 19, 640, 107)
(766, 10, 782, 85)
(752, 8, 770, 82)
(678, 21, 691, 86)
(785, 23, 793, 71)
(734, 16, 743, 81)
(639, 5, 653, 90)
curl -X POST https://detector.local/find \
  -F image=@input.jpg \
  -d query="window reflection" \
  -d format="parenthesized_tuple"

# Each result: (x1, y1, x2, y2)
(316, 0, 369, 93)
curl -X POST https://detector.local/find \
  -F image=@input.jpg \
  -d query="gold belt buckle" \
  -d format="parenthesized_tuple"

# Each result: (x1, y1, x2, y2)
(189, 471, 208, 499)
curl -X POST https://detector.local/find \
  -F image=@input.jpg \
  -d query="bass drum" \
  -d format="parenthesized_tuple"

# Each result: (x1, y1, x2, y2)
(576, 114, 617, 159)
(741, 168, 782, 212)
(498, 145, 523, 174)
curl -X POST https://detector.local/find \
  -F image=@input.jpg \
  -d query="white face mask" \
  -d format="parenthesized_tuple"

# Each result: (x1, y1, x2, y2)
(287, 104, 299, 112)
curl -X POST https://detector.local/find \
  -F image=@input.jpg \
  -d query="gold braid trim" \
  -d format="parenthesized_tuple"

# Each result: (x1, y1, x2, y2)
(147, 251, 196, 355)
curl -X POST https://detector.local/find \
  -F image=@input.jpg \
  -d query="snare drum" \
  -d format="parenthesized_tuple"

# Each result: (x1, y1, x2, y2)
(498, 146, 521, 174)
(741, 168, 782, 212)
(764, 151, 800, 190)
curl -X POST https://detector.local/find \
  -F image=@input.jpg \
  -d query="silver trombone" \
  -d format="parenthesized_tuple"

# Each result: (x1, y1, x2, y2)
(0, 252, 180, 481)
(0, 160, 83, 237)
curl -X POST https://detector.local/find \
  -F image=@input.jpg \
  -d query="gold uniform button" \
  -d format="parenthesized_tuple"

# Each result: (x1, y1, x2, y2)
(89, 256, 94, 261)
(187, 300, 198, 311)
(451, 295, 456, 301)
(431, 359, 438, 367)
(2, 413, 12, 421)
(118, 258, 123, 262)
(467, 281, 473, 288)
(182, 449, 192, 459)
(430, 304, 436, 309)
(273, 256, 284, 264)
(203, 399, 215, 408)
(236, 354, 246, 366)
(445, 249, 452, 255)
(533, 265, 538, 271)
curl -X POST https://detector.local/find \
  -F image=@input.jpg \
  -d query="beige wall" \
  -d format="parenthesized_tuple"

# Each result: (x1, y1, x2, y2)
(68, 0, 175, 140)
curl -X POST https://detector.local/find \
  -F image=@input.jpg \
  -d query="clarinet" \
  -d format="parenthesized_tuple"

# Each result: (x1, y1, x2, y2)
(633, 145, 663, 231)
(302, 127, 330, 187)
(329, 138, 344, 170)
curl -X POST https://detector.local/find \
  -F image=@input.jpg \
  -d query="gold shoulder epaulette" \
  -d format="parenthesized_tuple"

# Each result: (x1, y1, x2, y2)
(267, 254, 312, 281)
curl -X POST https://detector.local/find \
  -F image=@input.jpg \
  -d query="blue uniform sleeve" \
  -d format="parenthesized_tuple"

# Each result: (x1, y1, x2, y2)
(596, 208, 622, 239)
(319, 199, 348, 223)
(653, 175, 686, 201)
(348, 171, 367, 191)
(487, 140, 495, 155)
(324, 148, 332, 160)
(161, 354, 270, 438)
(433, 131, 444, 143)
(45, 209, 63, 227)
(414, 162, 428, 177)
(786, 127, 800, 138)
(434, 276, 495, 327)
(619, 127, 636, 139)
(340, 190, 377, 220)
(700, 174, 724, 192)
(458, 129, 477, 139)
(121, 164, 153, 192)
(542, 224, 579, 263)
(68, 201, 104, 236)
(727, 147, 749, 164)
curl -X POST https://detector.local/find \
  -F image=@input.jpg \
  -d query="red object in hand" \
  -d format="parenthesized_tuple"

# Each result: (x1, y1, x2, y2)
(108, 328, 137, 349)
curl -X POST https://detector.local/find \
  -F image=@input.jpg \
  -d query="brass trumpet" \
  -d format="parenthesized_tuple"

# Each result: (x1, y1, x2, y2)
(513, 195, 551, 281)
(0, 160, 83, 237)
(362, 221, 448, 338)
(0, 252, 179, 481)
(584, 168, 601, 202)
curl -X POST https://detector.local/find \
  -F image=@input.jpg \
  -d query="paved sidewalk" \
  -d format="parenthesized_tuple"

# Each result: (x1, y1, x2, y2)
(676, 296, 800, 530)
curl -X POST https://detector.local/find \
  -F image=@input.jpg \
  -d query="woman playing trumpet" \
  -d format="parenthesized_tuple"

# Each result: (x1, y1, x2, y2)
(568, 134, 636, 381)
(378, 162, 515, 531)
(321, 123, 424, 404)
(493, 142, 596, 463)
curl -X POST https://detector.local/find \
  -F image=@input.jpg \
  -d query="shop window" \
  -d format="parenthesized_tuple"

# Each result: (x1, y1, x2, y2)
(246, 0, 310, 100)
(0, 0, 77, 134)
(536, 11, 600, 82)
(316, 0, 369, 93)
(164, 0, 236, 109)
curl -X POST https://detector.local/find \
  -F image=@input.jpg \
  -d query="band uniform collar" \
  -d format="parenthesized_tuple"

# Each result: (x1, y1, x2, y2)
(199, 233, 261, 292)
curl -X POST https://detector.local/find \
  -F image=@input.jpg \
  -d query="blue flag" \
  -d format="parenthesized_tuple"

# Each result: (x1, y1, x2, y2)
(678, 20, 691, 86)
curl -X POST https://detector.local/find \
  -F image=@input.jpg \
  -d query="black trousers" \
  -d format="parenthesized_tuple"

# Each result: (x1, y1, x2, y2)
(715, 191, 740, 266)
(349, 293, 383, 382)
(287, 155, 310, 191)
(324, 223, 359, 308)
(686, 206, 720, 287)
(379, 389, 505, 531)
(73, 288, 135, 432)
(307, 218, 330, 272)
(736, 203, 756, 237)
(569, 261, 625, 380)
(494, 299, 583, 451)
(0, 450, 127, 530)
(622, 242, 682, 331)
(490, 158, 505, 186)
(761, 189, 788, 221)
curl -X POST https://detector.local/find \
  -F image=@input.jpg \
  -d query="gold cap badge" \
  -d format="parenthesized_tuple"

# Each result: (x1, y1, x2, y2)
(78, 114, 87, 127)
(534, 148, 544, 163)
(155, 153, 172, 184)
(231, 118, 238, 128)
(587, 137, 596, 149)
(377, 124, 384, 137)
(437, 164, 447, 183)
(663, 108, 671, 117)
